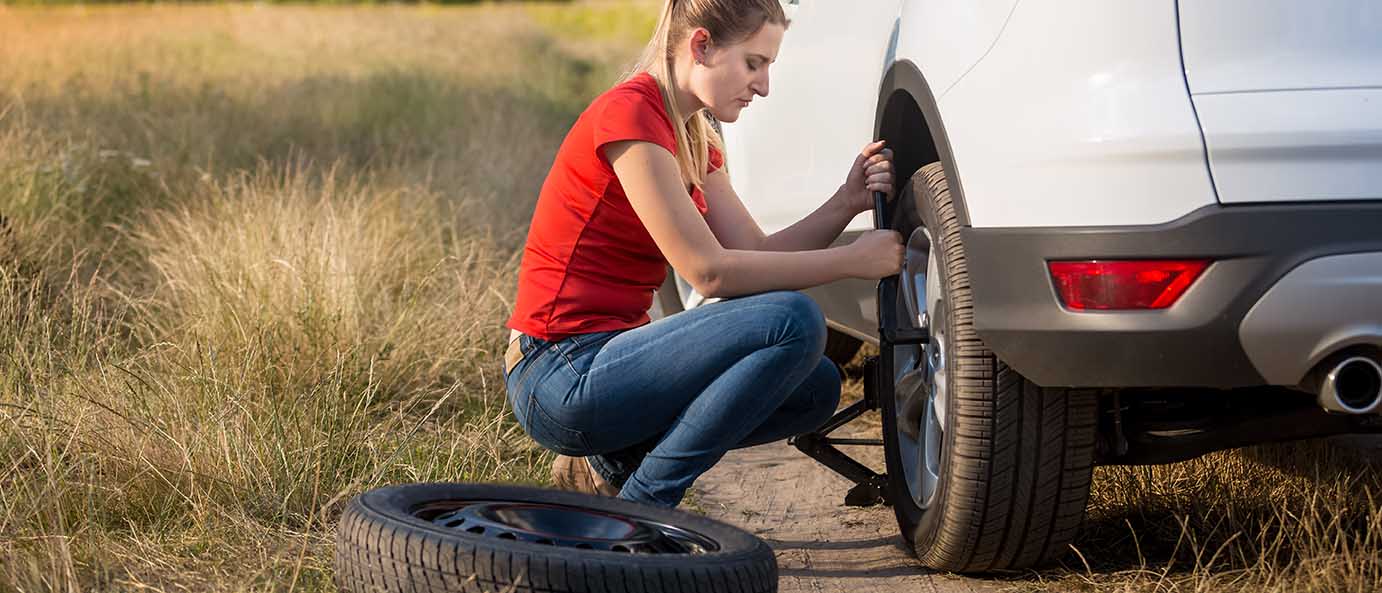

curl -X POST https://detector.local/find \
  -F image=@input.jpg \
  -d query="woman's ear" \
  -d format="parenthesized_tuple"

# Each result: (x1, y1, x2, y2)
(690, 28, 712, 65)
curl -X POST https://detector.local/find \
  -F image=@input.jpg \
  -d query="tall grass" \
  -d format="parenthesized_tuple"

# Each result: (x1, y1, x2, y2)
(0, 3, 653, 591)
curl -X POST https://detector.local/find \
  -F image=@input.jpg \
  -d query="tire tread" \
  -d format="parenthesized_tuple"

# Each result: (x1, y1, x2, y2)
(890, 163, 1099, 573)
(334, 485, 777, 593)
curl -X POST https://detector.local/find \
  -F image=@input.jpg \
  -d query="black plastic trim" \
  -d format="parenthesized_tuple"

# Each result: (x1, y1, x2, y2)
(875, 60, 970, 227)
(1102, 388, 1382, 465)
(963, 201, 1382, 388)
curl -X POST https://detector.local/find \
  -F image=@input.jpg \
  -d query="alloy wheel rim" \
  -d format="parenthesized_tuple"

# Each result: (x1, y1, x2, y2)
(894, 225, 947, 510)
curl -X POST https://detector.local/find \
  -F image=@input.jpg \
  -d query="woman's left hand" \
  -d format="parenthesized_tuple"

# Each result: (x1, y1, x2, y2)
(838, 140, 895, 216)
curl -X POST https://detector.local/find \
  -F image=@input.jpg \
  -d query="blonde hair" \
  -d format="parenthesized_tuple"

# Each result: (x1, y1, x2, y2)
(623, 0, 788, 189)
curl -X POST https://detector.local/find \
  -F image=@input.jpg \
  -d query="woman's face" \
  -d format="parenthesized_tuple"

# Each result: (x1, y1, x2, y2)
(689, 22, 786, 123)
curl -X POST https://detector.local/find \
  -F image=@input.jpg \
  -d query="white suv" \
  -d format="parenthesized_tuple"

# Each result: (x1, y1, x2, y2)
(653, 0, 1382, 573)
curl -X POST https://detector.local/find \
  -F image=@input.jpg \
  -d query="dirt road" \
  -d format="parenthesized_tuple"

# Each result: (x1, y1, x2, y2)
(692, 436, 1003, 593)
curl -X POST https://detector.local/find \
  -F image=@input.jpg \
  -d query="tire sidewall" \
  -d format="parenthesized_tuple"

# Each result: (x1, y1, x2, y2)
(882, 165, 976, 557)
(350, 482, 768, 567)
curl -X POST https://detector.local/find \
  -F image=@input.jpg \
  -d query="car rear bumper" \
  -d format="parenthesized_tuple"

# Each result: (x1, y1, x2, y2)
(962, 201, 1382, 388)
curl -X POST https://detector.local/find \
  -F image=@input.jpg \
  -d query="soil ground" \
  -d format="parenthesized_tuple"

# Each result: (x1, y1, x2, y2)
(693, 428, 1005, 593)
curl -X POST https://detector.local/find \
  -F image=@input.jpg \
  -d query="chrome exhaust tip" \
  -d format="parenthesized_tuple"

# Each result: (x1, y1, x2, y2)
(1316, 356, 1382, 415)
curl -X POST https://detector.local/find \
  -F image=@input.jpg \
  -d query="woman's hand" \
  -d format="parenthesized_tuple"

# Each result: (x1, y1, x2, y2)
(837, 140, 895, 216)
(846, 229, 905, 279)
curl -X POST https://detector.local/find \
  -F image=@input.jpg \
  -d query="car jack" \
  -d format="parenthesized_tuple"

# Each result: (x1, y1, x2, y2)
(788, 355, 890, 507)
(788, 276, 930, 507)
(789, 191, 930, 507)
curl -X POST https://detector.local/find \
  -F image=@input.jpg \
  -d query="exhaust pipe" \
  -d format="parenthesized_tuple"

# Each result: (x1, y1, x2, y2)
(1314, 356, 1382, 415)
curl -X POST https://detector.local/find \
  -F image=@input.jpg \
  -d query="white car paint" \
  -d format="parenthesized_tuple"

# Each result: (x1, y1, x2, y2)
(1180, 0, 1382, 204)
(722, 0, 903, 236)
(703, 0, 1382, 375)
(726, 0, 1221, 230)
(726, 0, 1023, 234)
(891, 0, 1018, 99)
(938, 0, 1217, 228)
(727, 0, 1382, 229)
(1193, 89, 1382, 204)
(1179, 0, 1382, 94)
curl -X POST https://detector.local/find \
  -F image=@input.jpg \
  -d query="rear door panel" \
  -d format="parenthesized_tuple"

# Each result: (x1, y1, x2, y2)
(1179, 0, 1382, 204)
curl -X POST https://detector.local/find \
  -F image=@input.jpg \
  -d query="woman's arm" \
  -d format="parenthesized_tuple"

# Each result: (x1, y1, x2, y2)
(757, 186, 858, 252)
(702, 140, 894, 253)
(607, 140, 900, 298)
(701, 168, 857, 252)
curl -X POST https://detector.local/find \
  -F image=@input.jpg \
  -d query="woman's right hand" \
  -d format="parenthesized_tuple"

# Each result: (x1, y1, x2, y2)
(846, 229, 905, 279)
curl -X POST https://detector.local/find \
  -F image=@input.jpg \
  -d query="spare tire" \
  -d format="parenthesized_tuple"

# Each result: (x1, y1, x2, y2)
(334, 483, 777, 593)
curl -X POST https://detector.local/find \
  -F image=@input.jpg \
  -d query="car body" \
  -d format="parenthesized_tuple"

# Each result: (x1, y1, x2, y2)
(718, 0, 1382, 392)
(654, 0, 1382, 572)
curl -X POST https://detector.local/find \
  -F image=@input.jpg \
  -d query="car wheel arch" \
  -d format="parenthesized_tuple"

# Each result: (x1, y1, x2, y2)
(875, 60, 971, 228)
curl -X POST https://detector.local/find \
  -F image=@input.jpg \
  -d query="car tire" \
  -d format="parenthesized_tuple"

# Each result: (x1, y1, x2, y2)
(334, 483, 777, 593)
(881, 162, 1099, 572)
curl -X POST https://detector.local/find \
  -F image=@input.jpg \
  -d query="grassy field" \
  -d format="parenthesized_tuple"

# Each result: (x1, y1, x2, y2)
(0, 3, 655, 590)
(1, 3, 1379, 592)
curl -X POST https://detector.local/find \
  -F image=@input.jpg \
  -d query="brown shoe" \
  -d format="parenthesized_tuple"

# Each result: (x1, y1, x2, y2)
(551, 455, 620, 497)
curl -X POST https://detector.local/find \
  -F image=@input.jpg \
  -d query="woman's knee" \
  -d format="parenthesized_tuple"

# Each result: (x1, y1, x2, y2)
(782, 356, 842, 419)
(754, 291, 827, 354)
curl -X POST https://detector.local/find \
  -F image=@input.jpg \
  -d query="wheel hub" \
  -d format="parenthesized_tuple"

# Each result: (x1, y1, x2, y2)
(415, 500, 719, 554)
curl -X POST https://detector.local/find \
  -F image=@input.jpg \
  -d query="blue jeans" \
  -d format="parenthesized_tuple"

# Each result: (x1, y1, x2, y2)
(503, 290, 843, 508)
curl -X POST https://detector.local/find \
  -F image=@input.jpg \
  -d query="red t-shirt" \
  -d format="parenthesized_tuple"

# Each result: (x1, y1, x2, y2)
(506, 72, 724, 340)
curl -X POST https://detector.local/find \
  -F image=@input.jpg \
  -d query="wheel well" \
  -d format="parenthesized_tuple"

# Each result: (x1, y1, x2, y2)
(878, 90, 940, 196)
(875, 60, 970, 227)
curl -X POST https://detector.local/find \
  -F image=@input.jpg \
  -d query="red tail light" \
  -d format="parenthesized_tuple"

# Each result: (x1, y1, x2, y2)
(1048, 260, 1210, 311)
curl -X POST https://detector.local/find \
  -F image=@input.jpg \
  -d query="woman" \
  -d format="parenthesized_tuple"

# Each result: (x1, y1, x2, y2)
(503, 0, 903, 509)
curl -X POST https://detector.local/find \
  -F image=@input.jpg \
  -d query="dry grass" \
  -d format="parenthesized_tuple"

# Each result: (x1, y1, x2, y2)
(2, 3, 1379, 592)
(0, 3, 652, 591)
(1039, 439, 1382, 592)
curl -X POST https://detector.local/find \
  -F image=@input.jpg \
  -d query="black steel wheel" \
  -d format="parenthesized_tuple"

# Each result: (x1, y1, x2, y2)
(879, 163, 1100, 573)
(334, 483, 776, 593)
